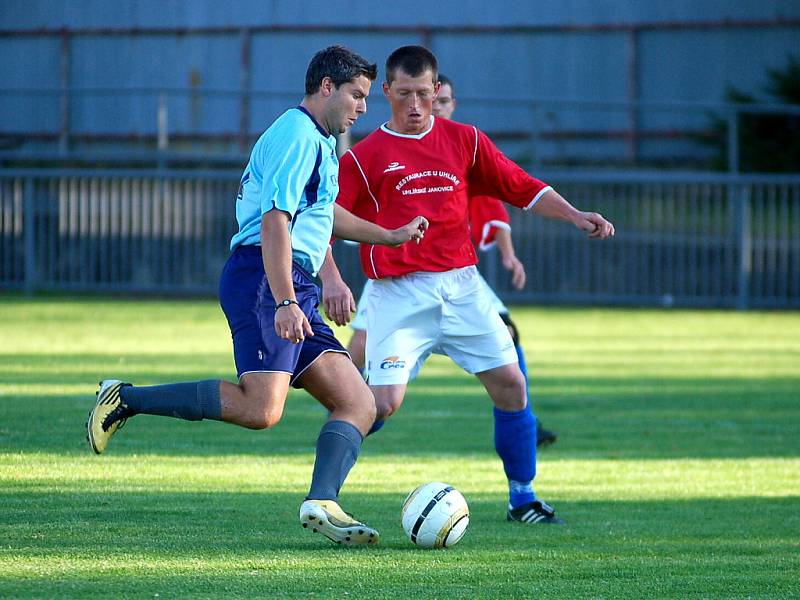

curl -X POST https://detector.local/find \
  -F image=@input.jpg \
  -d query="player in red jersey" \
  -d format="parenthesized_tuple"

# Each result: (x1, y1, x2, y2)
(320, 46, 614, 525)
(342, 73, 558, 447)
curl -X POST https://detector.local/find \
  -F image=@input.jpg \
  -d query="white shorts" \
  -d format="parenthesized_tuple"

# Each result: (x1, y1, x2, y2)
(477, 272, 509, 315)
(354, 272, 506, 329)
(365, 266, 517, 385)
(350, 279, 373, 331)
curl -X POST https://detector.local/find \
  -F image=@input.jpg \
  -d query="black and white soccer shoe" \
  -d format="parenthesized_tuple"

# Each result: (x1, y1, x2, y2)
(507, 500, 565, 525)
(536, 424, 558, 448)
(86, 379, 132, 454)
(299, 499, 380, 546)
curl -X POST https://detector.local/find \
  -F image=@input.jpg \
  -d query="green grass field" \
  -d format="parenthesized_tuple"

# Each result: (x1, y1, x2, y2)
(1, 296, 798, 599)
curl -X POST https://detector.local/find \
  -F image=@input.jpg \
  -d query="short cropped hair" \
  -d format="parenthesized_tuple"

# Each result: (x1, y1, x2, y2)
(305, 45, 378, 95)
(385, 45, 438, 84)
(438, 73, 455, 97)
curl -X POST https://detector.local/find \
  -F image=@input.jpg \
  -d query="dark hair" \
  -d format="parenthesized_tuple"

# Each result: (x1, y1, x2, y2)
(385, 45, 438, 84)
(438, 73, 455, 97)
(305, 45, 377, 95)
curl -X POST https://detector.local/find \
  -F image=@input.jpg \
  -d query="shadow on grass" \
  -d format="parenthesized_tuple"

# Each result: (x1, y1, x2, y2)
(1, 490, 798, 598)
(3, 488, 798, 553)
(2, 377, 799, 460)
(3, 353, 799, 394)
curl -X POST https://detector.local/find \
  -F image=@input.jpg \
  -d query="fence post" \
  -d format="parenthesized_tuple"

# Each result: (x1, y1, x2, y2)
(734, 184, 751, 310)
(23, 178, 36, 295)
(529, 101, 541, 170)
(157, 92, 168, 170)
(239, 27, 252, 153)
(727, 108, 739, 174)
(58, 29, 71, 154)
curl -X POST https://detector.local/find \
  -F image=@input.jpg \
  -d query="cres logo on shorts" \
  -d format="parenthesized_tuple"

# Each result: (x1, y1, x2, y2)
(380, 356, 406, 369)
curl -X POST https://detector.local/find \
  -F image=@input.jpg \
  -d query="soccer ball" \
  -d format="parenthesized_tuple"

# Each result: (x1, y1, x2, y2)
(401, 482, 469, 548)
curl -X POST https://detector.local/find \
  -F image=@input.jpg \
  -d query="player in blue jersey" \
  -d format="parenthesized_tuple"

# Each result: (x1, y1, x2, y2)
(86, 45, 428, 547)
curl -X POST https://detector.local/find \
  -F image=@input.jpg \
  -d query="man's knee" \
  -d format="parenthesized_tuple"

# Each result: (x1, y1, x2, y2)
(483, 367, 527, 412)
(342, 386, 377, 423)
(241, 391, 285, 430)
(372, 386, 405, 420)
(246, 406, 284, 430)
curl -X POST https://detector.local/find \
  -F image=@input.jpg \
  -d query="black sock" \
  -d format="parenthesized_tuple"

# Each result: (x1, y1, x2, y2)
(306, 420, 363, 501)
(120, 380, 222, 421)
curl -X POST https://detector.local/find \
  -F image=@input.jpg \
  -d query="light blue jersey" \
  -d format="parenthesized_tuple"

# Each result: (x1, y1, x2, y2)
(231, 106, 339, 275)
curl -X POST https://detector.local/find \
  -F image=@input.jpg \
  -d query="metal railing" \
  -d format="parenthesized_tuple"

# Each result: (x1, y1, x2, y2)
(1, 168, 798, 308)
(4, 86, 800, 172)
(0, 169, 238, 295)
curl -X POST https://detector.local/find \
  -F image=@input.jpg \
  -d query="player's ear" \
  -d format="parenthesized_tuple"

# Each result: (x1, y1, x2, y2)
(320, 76, 335, 97)
(382, 81, 390, 97)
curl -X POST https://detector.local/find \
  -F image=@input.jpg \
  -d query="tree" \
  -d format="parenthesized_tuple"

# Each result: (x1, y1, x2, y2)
(706, 55, 800, 173)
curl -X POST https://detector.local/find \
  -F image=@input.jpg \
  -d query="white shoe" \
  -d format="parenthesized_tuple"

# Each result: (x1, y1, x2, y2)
(299, 499, 379, 546)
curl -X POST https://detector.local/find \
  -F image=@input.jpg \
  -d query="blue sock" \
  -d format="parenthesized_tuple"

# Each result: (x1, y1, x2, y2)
(515, 344, 530, 393)
(494, 405, 537, 508)
(120, 380, 222, 421)
(509, 479, 535, 507)
(307, 420, 363, 501)
(515, 343, 539, 445)
(366, 419, 385, 436)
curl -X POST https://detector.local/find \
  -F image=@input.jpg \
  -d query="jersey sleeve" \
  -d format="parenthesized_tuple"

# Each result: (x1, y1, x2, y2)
(469, 195, 511, 250)
(468, 128, 552, 210)
(336, 149, 367, 213)
(256, 121, 319, 218)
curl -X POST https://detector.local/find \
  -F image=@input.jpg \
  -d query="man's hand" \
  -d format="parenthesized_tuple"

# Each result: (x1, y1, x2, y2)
(322, 276, 357, 326)
(274, 303, 314, 344)
(494, 228, 526, 290)
(502, 253, 526, 290)
(575, 211, 615, 239)
(386, 216, 429, 246)
(532, 189, 615, 240)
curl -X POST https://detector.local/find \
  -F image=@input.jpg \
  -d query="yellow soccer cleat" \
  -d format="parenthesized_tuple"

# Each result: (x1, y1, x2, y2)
(86, 380, 130, 454)
(299, 499, 380, 546)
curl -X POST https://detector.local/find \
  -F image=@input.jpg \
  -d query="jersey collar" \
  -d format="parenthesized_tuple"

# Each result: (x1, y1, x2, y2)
(295, 105, 332, 139)
(380, 115, 435, 139)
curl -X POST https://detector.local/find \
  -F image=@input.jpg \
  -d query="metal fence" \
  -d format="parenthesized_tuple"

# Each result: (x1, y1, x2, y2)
(1, 168, 798, 309)
(0, 169, 238, 295)
(5, 86, 800, 173)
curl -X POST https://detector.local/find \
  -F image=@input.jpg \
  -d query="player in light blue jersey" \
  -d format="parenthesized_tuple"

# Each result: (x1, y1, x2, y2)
(230, 105, 341, 275)
(86, 45, 428, 547)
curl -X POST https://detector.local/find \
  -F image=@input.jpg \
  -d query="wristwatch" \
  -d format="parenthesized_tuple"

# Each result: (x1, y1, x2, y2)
(275, 299, 299, 310)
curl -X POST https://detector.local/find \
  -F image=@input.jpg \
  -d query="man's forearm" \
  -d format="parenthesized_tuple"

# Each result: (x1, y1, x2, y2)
(531, 189, 581, 225)
(318, 246, 345, 288)
(494, 228, 516, 262)
(333, 204, 393, 244)
(260, 210, 296, 302)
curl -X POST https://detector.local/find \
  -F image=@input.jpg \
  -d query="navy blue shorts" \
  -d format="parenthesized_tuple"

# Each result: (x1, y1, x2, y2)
(219, 245, 348, 387)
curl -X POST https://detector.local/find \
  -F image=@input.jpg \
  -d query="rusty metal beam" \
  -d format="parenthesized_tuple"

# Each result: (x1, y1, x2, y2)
(2, 18, 798, 37)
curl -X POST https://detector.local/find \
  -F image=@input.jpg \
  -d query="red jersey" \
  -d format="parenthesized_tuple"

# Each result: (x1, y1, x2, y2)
(469, 195, 511, 251)
(337, 116, 551, 279)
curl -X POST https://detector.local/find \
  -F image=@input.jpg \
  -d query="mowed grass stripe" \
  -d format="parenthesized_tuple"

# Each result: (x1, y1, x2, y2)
(0, 296, 798, 598)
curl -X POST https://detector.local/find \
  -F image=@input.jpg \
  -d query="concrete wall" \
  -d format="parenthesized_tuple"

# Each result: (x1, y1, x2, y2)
(1, 1, 798, 165)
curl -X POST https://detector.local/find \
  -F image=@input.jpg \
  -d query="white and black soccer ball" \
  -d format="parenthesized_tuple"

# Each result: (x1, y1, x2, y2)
(401, 482, 469, 548)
